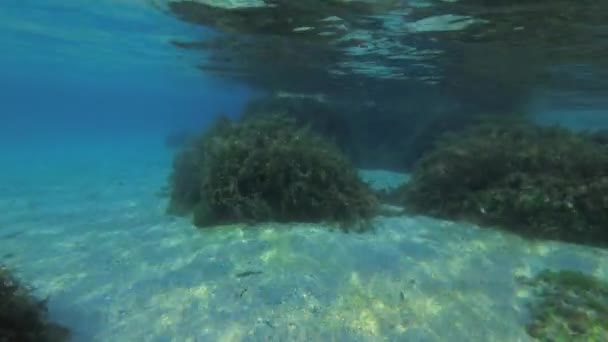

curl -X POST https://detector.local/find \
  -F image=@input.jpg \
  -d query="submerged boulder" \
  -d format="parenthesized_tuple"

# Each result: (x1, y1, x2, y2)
(167, 113, 378, 228)
(398, 119, 608, 246)
(0, 265, 70, 342)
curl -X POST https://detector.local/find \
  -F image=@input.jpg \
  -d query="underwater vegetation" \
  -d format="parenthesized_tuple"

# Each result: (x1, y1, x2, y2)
(399, 119, 608, 246)
(521, 270, 608, 341)
(0, 265, 70, 342)
(167, 113, 378, 228)
(242, 95, 390, 169)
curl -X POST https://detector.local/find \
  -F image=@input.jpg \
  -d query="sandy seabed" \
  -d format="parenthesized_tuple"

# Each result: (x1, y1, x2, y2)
(1, 141, 607, 342)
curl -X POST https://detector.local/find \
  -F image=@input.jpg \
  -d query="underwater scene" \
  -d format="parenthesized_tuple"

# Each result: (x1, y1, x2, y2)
(2, 0, 608, 341)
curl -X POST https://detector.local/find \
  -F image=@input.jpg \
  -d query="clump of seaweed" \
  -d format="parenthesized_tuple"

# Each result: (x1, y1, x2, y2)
(0, 265, 70, 342)
(398, 119, 608, 246)
(167, 113, 378, 228)
(521, 270, 608, 341)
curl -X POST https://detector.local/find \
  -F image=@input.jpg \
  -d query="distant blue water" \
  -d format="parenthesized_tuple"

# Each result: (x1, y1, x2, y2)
(0, 0, 256, 146)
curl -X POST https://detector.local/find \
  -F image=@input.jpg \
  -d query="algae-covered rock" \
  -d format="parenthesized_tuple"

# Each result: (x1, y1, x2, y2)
(0, 265, 70, 342)
(167, 113, 378, 228)
(399, 119, 608, 246)
(522, 270, 608, 341)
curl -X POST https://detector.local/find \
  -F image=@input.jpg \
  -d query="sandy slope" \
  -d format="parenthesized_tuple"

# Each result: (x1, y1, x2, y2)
(1, 141, 607, 341)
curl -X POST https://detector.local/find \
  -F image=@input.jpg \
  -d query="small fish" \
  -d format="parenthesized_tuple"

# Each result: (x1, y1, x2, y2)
(235, 270, 263, 278)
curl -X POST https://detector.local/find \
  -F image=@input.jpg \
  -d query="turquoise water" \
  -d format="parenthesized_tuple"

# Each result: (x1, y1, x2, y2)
(1, 1, 608, 341)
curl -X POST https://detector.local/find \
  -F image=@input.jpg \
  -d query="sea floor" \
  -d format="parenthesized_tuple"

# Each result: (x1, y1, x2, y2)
(1, 139, 607, 342)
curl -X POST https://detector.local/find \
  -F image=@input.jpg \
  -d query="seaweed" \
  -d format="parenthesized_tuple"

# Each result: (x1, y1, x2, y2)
(522, 270, 608, 341)
(167, 113, 378, 229)
(0, 265, 70, 342)
(398, 119, 608, 246)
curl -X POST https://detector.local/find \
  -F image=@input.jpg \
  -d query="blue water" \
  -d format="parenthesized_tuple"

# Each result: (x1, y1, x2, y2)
(0, 0, 255, 146)
(2, 1, 608, 341)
